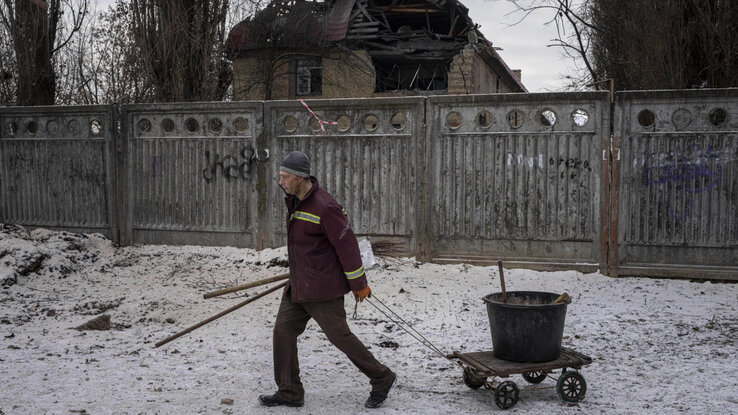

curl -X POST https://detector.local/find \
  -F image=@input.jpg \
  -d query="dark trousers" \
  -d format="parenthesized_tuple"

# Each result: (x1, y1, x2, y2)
(272, 288, 394, 402)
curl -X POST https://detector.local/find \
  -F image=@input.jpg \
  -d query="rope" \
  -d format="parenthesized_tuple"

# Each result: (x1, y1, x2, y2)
(300, 100, 337, 134)
(357, 295, 461, 366)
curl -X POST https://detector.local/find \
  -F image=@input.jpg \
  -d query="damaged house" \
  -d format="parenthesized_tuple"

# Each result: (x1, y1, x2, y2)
(226, 0, 526, 100)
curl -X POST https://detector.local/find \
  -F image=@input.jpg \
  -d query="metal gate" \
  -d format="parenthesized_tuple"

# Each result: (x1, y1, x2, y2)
(612, 89, 738, 279)
(264, 98, 424, 252)
(120, 102, 265, 247)
(425, 92, 610, 270)
(0, 105, 117, 240)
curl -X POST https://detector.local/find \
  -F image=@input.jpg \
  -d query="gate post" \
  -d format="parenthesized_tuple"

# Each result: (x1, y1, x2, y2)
(254, 102, 270, 250)
(415, 98, 433, 261)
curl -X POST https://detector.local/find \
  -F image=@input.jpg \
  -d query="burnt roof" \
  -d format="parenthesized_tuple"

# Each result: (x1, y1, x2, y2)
(226, 0, 526, 92)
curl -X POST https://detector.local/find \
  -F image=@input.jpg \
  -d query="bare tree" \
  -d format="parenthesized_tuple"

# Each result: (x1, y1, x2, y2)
(0, 16, 16, 105)
(512, 0, 738, 90)
(55, 0, 154, 105)
(130, 0, 231, 102)
(589, 0, 738, 90)
(0, 0, 89, 105)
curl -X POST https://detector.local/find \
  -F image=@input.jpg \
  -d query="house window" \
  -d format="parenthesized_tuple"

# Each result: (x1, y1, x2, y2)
(296, 57, 322, 96)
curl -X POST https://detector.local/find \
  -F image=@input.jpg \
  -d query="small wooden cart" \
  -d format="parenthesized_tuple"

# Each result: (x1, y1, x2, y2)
(448, 347, 593, 409)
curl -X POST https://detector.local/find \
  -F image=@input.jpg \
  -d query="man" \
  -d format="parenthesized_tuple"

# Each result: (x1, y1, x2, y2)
(259, 151, 396, 409)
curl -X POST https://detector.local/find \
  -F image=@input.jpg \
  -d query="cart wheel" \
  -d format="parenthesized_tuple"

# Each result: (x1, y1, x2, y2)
(522, 371, 547, 384)
(494, 380, 519, 409)
(462, 368, 485, 389)
(556, 370, 587, 403)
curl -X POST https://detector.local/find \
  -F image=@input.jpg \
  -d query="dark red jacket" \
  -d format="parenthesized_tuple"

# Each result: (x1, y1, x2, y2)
(284, 177, 368, 302)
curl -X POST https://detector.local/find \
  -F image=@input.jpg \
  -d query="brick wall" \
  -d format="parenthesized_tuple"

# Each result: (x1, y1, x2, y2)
(234, 50, 375, 100)
(447, 47, 475, 95)
(232, 53, 291, 100)
(322, 50, 375, 98)
(448, 45, 507, 95)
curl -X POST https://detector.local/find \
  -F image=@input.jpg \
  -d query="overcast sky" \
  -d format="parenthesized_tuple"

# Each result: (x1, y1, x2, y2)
(463, 0, 578, 92)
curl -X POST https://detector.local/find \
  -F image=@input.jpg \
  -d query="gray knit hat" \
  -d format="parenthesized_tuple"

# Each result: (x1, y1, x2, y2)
(279, 151, 311, 178)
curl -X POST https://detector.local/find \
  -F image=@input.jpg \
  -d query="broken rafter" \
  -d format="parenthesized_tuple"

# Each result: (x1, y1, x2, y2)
(354, 0, 375, 21)
(378, 10, 392, 30)
(348, 27, 381, 34)
(381, 3, 436, 8)
(448, 14, 458, 36)
(351, 21, 380, 27)
(362, 40, 410, 52)
(382, 8, 441, 13)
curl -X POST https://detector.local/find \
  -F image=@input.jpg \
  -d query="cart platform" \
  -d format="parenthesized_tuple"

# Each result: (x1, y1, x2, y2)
(447, 347, 593, 409)
(450, 347, 592, 377)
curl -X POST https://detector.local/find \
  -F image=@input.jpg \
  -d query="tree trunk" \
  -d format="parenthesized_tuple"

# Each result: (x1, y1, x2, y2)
(13, 0, 56, 105)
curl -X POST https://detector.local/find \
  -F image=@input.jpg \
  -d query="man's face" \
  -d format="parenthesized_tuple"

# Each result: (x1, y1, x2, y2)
(279, 171, 302, 195)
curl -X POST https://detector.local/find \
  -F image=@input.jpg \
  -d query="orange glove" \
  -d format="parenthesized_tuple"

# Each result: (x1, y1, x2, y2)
(353, 285, 372, 302)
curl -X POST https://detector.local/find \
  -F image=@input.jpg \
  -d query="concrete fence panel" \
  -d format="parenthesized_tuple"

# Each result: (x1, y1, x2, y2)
(425, 92, 610, 270)
(120, 102, 264, 247)
(613, 89, 738, 280)
(264, 98, 424, 251)
(0, 105, 117, 239)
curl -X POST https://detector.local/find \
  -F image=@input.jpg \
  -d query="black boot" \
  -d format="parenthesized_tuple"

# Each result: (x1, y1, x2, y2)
(258, 394, 304, 407)
(365, 373, 397, 408)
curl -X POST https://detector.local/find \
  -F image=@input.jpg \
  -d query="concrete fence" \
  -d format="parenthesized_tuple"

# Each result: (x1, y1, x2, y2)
(2, 90, 737, 280)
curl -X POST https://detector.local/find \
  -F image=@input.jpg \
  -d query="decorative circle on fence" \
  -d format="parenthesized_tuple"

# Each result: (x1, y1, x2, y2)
(637, 109, 655, 127)
(476, 110, 494, 129)
(391, 112, 407, 131)
(137, 118, 152, 134)
(336, 115, 351, 132)
(26, 121, 38, 135)
(90, 120, 103, 136)
(671, 108, 692, 130)
(283, 115, 298, 132)
(708, 108, 727, 127)
(209, 118, 223, 133)
(571, 109, 589, 127)
(234, 117, 249, 133)
(185, 118, 199, 133)
(539, 109, 557, 127)
(507, 109, 525, 129)
(309, 117, 322, 132)
(5, 121, 17, 136)
(161, 118, 175, 133)
(446, 111, 462, 130)
(67, 119, 80, 135)
(46, 120, 59, 135)
(363, 114, 378, 132)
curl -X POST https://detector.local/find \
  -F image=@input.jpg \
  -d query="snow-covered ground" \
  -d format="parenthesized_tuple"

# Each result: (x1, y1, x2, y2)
(1, 224, 736, 414)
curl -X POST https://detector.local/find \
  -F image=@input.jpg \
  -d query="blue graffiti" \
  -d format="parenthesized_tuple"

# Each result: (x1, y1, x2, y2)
(645, 144, 722, 193)
(644, 144, 726, 222)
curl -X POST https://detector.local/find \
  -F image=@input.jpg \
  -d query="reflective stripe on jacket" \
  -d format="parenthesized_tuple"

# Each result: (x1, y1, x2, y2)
(285, 177, 367, 302)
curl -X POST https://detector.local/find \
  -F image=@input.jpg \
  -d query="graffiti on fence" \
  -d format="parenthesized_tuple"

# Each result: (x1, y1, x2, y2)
(644, 144, 724, 221)
(506, 153, 544, 169)
(645, 144, 722, 192)
(504, 153, 593, 180)
(549, 156, 592, 180)
(202, 145, 255, 183)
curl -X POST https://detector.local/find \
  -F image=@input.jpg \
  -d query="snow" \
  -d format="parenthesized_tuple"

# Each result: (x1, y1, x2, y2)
(1, 224, 737, 414)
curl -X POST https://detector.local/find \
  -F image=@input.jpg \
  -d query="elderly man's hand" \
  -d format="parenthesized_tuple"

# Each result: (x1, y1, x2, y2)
(353, 285, 372, 302)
